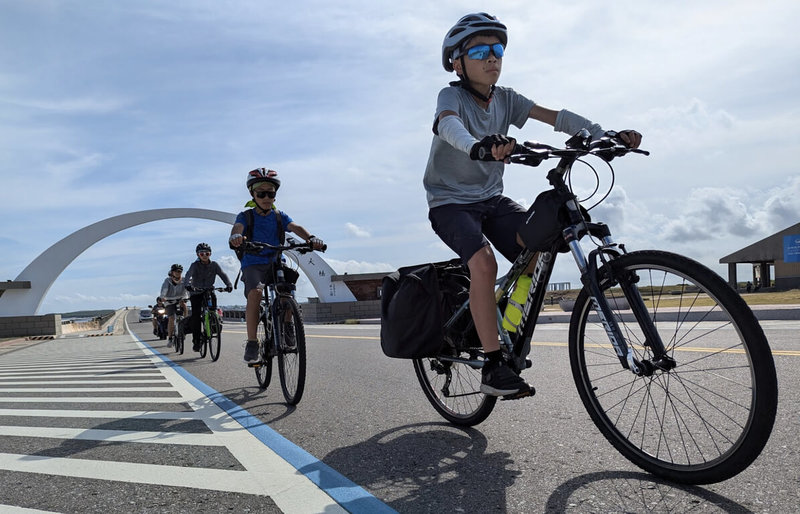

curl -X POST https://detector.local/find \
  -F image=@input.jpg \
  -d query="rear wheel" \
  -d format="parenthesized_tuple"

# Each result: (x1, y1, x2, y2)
(413, 356, 496, 426)
(569, 250, 778, 484)
(413, 286, 496, 426)
(277, 298, 306, 405)
(254, 312, 272, 389)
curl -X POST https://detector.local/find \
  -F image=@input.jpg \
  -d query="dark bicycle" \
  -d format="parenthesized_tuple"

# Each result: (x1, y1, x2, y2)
(190, 286, 226, 361)
(164, 299, 186, 355)
(242, 238, 325, 405)
(411, 129, 778, 484)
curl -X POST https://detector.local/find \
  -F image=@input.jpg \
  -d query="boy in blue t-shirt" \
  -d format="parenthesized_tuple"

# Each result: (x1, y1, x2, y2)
(229, 168, 325, 363)
(424, 13, 642, 397)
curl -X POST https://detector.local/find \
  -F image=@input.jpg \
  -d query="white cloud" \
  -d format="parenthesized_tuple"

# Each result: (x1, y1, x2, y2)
(345, 222, 371, 238)
(1, 1, 799, 313)
(324, 259, 393, 275)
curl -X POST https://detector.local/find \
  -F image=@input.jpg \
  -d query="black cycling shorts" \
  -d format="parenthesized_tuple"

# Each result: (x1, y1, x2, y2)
(428, 195, 526, 265)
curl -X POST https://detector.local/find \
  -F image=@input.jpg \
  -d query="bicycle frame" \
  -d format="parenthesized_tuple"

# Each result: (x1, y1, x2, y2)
(200, 289, 218, 338)
(442, 149, 672, 378)
(259, 283, 282, 354)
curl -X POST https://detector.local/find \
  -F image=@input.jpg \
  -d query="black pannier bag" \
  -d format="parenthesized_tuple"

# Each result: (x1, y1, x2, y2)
(382, 258, 476, 359)
(517, 189, 590, 252)
(380, 262, 443, 359)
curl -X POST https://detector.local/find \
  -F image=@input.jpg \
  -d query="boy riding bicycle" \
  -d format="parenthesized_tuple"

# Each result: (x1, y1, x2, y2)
(228, 168, 325, 364)
(424, 12, 642, 397)
(159, 264, 188, 347)
(185, 242, 233, 352)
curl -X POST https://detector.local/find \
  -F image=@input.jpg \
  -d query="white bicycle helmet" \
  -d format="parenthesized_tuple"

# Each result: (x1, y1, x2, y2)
(442, 12, 508, 72)
(246, 168, 281, 191)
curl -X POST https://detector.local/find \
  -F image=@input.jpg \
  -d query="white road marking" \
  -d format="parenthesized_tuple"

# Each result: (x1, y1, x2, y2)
(0, 332, 349, 514)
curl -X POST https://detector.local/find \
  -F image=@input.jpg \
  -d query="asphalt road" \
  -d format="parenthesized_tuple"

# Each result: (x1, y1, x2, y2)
(128, 313, 800, 513)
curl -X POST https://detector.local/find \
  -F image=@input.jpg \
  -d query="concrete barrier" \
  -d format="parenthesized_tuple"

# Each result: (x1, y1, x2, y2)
(0, 314, 61, 338)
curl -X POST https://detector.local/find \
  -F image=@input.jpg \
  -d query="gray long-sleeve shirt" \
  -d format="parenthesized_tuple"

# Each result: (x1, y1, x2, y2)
(184, 260, 232, 292)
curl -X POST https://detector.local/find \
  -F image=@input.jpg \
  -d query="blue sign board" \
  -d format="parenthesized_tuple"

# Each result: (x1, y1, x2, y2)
(784, 235, 800, 263)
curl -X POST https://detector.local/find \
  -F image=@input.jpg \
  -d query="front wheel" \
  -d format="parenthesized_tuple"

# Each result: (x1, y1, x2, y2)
(569, 250, 778, 484)
(277, 297, 306, 405)
(254, 312, 272, 389)
(174, 318, 185, 355)
(208, 313, 222, 362)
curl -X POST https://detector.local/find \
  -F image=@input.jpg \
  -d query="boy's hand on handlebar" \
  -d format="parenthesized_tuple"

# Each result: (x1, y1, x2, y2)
(470, 134, 517, 162)
(615, 129, 642, 149)
(308, 236, 326, 251)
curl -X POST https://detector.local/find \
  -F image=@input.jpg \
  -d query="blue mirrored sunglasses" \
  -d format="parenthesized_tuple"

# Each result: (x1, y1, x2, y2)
(466, 43, 505, 60)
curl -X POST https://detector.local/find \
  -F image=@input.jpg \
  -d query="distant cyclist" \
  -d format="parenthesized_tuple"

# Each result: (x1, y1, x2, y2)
(151, 296, 166, 336)
(159, 264, 188, 347)
(228, 168, 325, 364)
(184, 243, 233, 352)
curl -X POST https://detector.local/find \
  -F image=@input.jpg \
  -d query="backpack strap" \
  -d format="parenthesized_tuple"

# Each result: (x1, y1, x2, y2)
(274, 208, 285, 245)
(244, 208, 255, 243)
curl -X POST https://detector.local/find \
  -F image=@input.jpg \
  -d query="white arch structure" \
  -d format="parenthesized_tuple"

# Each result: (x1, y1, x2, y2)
(0, 208, 354, 316)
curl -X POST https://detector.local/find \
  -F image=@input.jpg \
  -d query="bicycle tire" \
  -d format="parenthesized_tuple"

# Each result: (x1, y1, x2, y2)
(277, 297, 306, 405)
(209, 312, 222, 362)
(412, 284, 497, 426)
(254, 312, 272, 389)
(568, 250, 778, 484)
(175, 317, 185, 355)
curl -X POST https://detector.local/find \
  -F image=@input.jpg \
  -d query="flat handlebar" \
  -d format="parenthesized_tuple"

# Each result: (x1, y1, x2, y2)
(241, 237, 327, 255)
(476, 130, 649, 166)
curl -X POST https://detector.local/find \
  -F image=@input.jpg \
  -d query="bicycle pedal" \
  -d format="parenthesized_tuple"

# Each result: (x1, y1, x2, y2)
(501, 386, 536, 401)
(247, 361, 263, 368)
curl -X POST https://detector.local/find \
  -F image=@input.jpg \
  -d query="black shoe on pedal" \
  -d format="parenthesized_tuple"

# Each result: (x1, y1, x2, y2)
(243, 340, 260, 363)
(480, 360, 532, 397)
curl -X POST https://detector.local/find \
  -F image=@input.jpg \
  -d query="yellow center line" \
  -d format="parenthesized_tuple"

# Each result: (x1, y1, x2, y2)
(229, 329, 800, 356)
(305, 334, 800, 356)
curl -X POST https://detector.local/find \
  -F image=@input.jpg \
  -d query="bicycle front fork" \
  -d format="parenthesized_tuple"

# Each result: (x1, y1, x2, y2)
(565, 225, 672, 376)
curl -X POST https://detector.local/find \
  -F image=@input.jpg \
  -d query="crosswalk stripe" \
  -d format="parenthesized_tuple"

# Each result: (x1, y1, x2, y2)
(0, 387, 176, 392)
(0, 425, 224, 445)
(0, 408, 202, 420)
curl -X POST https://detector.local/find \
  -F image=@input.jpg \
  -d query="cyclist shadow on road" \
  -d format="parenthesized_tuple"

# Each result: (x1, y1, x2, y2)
(210, 387, 298, 425)
(299, 422, 519, 513)
(545, 470, 752, 513)
(20, 415, 213, 462)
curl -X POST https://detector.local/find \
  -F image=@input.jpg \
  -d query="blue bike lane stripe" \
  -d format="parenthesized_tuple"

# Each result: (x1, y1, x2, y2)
(135, 335, 395, 514)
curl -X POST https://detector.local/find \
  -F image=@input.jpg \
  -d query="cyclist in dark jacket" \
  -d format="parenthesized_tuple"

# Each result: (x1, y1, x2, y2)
(185, 243, 233, 351)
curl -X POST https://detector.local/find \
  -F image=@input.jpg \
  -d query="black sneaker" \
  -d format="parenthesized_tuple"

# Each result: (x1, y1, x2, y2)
(243, 340, 260, 363)
(192, 340, 202, 352)
(480, 360, 532, 397)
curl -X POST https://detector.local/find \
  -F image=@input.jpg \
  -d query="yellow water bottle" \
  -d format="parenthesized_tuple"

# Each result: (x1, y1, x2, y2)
(502, 274, 532, 333)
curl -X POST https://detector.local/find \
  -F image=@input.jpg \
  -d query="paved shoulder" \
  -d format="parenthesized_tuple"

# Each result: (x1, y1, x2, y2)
(0, 326, 392, 513)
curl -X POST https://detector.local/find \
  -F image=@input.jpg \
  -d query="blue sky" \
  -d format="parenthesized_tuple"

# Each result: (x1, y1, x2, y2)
(1, 0, 799, 314)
